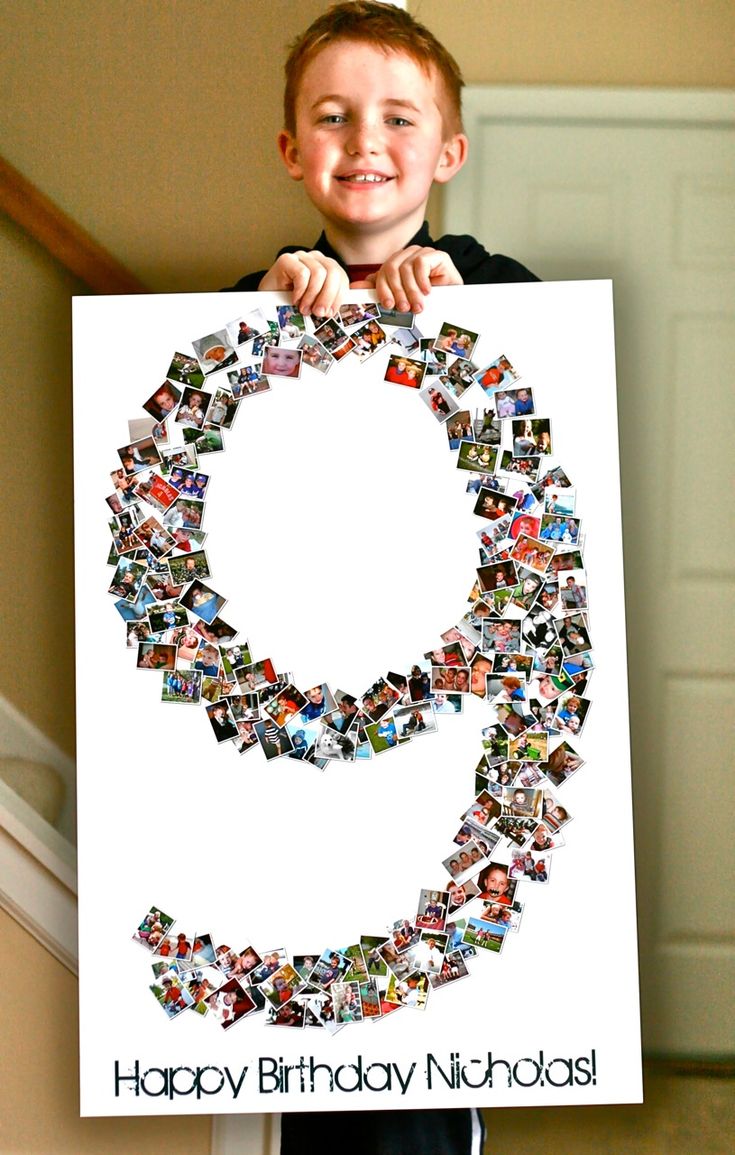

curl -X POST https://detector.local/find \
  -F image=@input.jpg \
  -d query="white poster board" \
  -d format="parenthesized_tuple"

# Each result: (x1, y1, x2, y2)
(73, 281, 641, 1116)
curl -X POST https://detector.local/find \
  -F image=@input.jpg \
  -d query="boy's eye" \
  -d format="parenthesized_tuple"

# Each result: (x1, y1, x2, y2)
(386, 116, 412, 127)
(320, 114, 346, 124)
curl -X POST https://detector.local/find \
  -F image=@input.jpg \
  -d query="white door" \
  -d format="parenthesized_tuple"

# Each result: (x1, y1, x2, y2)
(446, 87, 735, 1057)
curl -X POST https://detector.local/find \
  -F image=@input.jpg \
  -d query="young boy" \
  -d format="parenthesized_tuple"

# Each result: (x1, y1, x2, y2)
(226, 0, 537, 317)
(228, 4, 537, 1151)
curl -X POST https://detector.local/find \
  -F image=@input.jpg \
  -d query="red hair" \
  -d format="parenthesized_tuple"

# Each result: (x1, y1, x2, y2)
(283, 1, 464, 135)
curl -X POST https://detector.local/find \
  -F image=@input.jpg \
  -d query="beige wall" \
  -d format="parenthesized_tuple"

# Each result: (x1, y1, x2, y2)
(0, 3, 733, 1151)
(0, 907, 211, 1154)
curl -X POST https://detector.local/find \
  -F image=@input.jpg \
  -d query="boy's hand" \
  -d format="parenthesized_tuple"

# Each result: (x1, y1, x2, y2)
(374, 246, 463, 313)
(258, 251, 348, 317)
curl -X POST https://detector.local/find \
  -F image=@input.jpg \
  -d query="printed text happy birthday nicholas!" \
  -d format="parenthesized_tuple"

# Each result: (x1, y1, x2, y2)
(115, 1049, 598, 1100)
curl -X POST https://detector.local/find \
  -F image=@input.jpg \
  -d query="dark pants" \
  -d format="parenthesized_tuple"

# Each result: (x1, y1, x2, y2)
(281, 1107, 482, 1154)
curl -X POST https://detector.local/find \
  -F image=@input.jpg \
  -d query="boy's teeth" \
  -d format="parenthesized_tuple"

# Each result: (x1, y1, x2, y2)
(348, 174, 386, 182)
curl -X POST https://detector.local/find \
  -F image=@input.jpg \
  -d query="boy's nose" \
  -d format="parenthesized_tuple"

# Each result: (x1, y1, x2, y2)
(345, 118, 382, 155)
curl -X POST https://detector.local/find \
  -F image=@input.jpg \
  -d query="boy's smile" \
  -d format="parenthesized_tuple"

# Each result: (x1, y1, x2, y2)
(278, 42, 467, 263)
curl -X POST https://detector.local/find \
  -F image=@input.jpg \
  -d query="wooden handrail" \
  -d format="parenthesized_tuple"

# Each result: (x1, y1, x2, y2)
(0, 155, 148, 294)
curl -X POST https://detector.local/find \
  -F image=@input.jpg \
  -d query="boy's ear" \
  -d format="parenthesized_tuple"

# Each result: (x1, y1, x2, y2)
(433, 132, 469, 186)
(278, 130, 304, 181)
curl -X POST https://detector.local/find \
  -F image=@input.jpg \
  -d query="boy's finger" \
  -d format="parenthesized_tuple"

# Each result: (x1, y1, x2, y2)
(309, 264, 348, 317)
(395, 262, 424, 314)
(294, 261, 328, 314)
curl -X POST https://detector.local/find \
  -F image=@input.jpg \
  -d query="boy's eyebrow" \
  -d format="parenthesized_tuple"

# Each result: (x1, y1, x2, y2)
(310, 96, 423, 114)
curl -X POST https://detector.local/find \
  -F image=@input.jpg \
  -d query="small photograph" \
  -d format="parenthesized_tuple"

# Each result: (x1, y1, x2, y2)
(332, 981, 363, 1024)
(184, 966, 224, 1011)
(385, 971, 429, 1009)
(542, 795, 572, 831)
(205, 979, 257, 1028)
(554, 693, 591, 737)
(298, 334, 334, 374)
(544, 486, 576, 516)
(540, 514, 581, 546)
(167, 550, 210, 585)
(167, 350, 204, 386)
(358, 980, 382, 1020)
(378, 941, 414, 980)
(376, 301, 416, 328)
(442, 356, 477, 397)
(498, 450, 540, 480)
(559, 571, 588, 610)
(415, 888, 449, 931)
(108, 557, 147, 601)
(463, 915, 508, 954)
(474, 354, 518, 393)
(418, 337, 447, 372)
(150, 970, 195, 1018)
(352, 319, 388, 361)
(219, 641, 251, 673)
(312, 724, 356, 762)
(457, 441, 497, 473)
(254, 719, 294, 759)
(384, 353, 425, 388)
(393, 702, 436, 738)
(508, 730, 549, 762)
(228, 363, 271, 397)
(446, 411, 473, 449)
(179, 580, 225, 624)
(183, 423, 224, 454)
(313, 317, 355, 360)
(429, 949, 470, 991)
(260, 963, 305, 1009)
(144, 381, 182, 422)
(360, 937, 389, 977)
(446, 878, 480, 912)
(207, 388, 239, 429)
(276, 304, 306, 339)
(502, 786, 543, 819)
(162, 669, 202, 704)
(310, 949, 352, 990)
(389, 918, 421, 952)
(133, 906, 175, 950)
(477, 559, 518, 594)
(324, 690, 360, 733)
(443, 844, 483, 881)
(236, 658, 277, 693)
(299, 682, 336, 722)
(542, 741, 585, 787)
(390, 323, 422, 354)
(139, 474, 181, 514)
(359, 677, 399, 721)
(339, 301, 380, 328)
(419, 380, 460, 422)
(136, 642, 176, 670)
(527, 671, 572, 707)
(262, 345, 303, 379)
(160, 445, 198, 475)
(512, 418, 552, 457)
(163, 497, 205, 534)
(475, 409, 502, 446)
(469, 654, 492, 698)
(193, 330, 239, 375)
(512, 849, 551, 883)
(434, 322, 479, 359)
(510, 534, 555, 573)
(365, 714, 399, 753)
(405, 931, 448, 975)
(528, 820, 564, 854)
(533, 466, 574, 502)
(263, 683, 308, 727)
(233, 720, 259, 753)
(117, 437, 161, 475)
(205, 700, 239, 742)
(284, 716, 321, 761)
(472, 488, 515, 520)
(226, 309, 270, 347)
(175, 387, 211, 430)
(154, 929, 192, 961)
(549, 548, 585, 576)
(495, 386, 535, 418)
(249, 950, 288, 986)
(134, 515, 175, 559)
(476, 861, 518, 905)
(481, 725, 509, 765)
(556, 613, 592, 655)
(494, 814, 537, 847)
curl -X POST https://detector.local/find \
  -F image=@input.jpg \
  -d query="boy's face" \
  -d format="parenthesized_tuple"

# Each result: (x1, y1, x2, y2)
(279, 42, 467, 253)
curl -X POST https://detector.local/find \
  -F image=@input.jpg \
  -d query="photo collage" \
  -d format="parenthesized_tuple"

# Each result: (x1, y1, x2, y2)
(113, 301, 594, 1026)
